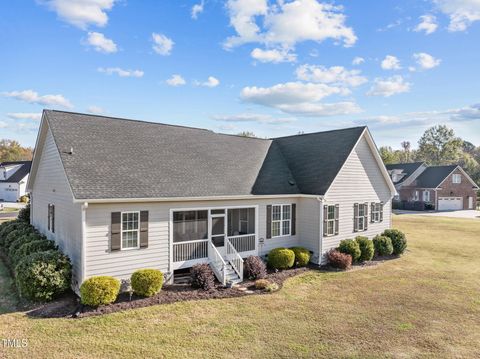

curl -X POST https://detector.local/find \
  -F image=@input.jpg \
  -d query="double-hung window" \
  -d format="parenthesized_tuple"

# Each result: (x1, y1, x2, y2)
(272, 205, 291, 237)
(452, 174, 461, 184)
(354, 203, 368, 232)
(121, 211, 140, 249)
(370, 202, 384, 223)
(47, 204, 55, 233)
(423, 190, 430, 202)
(323, 204, 339, 236)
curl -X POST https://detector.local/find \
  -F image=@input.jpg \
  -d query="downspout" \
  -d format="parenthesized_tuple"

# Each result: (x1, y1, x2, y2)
(317, 196, 325, 265)
(80, 202, 88, 286)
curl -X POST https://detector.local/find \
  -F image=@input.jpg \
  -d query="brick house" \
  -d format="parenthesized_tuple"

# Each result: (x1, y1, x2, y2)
(386, 162, 479, 211)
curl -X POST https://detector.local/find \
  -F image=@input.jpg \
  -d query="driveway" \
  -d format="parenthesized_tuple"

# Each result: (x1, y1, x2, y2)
(0, 202, 26, 209)
(0, 211, 18, 219)
(394, 209, 480, 219)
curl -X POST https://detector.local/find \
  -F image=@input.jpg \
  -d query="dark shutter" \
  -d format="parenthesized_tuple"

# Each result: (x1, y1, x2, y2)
(364, 203, 368, 230)
(140, 211, 149, 248)
(291, 204, 296, 235)
(371, 203, 375, 223)
(51, 205, 55, 233)
(266, 205, 272, 239)
(334, 204, 339, 235)
(380, 202, 384, 222)
(323, 205, 328, 236)
(353, 203, 359, 232)
(47, 204, 51, 231)
(111, 212, 121, 251)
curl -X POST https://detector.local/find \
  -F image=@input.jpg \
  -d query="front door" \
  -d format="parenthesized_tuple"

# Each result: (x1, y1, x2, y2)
(468, 196, 474, 209)
(209, 209, 226, 255)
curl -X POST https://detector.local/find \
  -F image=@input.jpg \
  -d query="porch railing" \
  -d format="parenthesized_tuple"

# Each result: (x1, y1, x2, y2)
(208, 240, 227, 286)
(225, 238, 243, 282)
(227, 234, 256, 253)
(173, 239, 208, 262)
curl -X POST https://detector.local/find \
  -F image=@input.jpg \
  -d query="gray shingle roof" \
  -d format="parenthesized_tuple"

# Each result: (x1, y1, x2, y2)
(43, 110, 367, 200)
(415, 165, 458, 188)
(385, 162, 424, 184)
(0, 161, 31, 183)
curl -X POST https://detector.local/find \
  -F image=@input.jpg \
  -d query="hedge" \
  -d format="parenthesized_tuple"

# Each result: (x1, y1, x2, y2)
(267, 248, 295, 270)
(382, 229, 407, 255)
(131, 269, 164, 297)
(338, 239, 361, 262)
(373, 235, 394, 256)
(80, 276, 120, 307)
(290, 247, 311, 267)
(355, 236, 374, 262)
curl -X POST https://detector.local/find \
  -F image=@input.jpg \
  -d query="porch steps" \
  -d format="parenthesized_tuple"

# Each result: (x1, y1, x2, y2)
(209, 262, 242, 285)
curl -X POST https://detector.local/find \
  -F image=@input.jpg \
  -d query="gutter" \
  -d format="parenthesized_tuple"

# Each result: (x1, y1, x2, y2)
(317, 196, 325, 265)
(73, 194, 324, 204)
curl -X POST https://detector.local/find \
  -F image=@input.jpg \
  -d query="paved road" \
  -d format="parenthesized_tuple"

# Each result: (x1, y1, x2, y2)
(0, 212, 18, 219)
(394, 209, 480, 219)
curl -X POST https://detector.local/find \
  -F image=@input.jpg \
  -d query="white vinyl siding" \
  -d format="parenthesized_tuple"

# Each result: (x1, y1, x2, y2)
(30, 127, 83, 289)
(322, 135, 393, 262)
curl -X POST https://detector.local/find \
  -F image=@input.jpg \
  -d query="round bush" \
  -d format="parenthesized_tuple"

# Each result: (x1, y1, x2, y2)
(12, 238, 56, 267)
(254, 279, 270, 289)
(244, 256, 267, 279)
(267, 248, 295, 270)
(355, 236, 374, 262)
(80, 276, 120, 307)
(3, 227, 32, 250)
(327, 249, 352, 270)
(373, 235, 394, 256)
(131, 269, 164, 297)
(15, 250, 72, 301)
(191, 263, 215, 290)
(0, 222, 30, 249)
(8, 232, 40, 260)
(290, 247, 311, 267)
(18, 202, 30, 222)
(338, 239, 361, 262)
(383, 229, 407, 255)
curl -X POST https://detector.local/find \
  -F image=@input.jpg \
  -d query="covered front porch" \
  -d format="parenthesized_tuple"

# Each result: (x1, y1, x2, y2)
(171, 206, 258, 271)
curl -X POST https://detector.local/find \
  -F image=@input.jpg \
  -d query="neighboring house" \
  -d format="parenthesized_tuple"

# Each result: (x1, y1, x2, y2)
(386, 162, 479, 211)
(0, 161, 31, 202)
(27, 110, 396, 290)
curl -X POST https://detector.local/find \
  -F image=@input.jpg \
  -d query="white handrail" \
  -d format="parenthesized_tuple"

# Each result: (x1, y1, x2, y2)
(225, 238, 243, 283)
(208, 241, 227, 286)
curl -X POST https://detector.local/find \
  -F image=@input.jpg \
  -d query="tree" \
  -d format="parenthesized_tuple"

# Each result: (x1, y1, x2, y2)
(0, 139, 33, 162)
(237, 131, 257, 138)
(379, 146, 401, 164)
(416, 125, 463, 165)
(400, 141, 411, 163)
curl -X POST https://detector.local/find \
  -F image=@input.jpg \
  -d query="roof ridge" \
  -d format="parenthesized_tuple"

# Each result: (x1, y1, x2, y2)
(271, 126, 366, 140)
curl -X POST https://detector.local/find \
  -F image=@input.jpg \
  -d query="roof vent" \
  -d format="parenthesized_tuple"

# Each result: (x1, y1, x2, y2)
(64, 147, 74, 155)
(288, 179, 296, 186)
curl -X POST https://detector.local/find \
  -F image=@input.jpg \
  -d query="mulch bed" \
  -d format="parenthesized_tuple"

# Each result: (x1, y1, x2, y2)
(24, 256, 400, 319)
(26, 267, 311, 319)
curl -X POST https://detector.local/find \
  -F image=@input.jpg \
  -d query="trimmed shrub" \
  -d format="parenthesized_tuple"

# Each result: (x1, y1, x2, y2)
(265, 283, 279, 292)
(18, 202, 30, 222)
(12, 238, 56, 267)
(338, 239, 361, 262)
(267, 248, 295, 270)
(0, 221, 30, 248)
(80, 276, 120, 307)
(290, 247, 311, 267)
(15, 250, 72, 301)
(355, 236, 374, 262)
(244, 256, 267, 279)
(327, 249, 352, 270)
(254, 279, 270, 289)
(373, 235, 394, 256)
(3, 227, 32, 250)
(383, 229, 407, 255)
(19, 195, 29, 204)
(191, 263, 215, 291)
(131, 269, 164, 297)
(8, 232, 40, 260)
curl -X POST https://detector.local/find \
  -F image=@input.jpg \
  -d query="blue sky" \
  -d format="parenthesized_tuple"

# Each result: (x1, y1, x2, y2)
(1, 0, 480, 148)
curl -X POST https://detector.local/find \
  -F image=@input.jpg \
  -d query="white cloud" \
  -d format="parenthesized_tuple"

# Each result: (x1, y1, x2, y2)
(251, 48, 297, 63)
(212, 113, 295, 124)
(38, 0, 116, 29)
(352, 56, 365, 65)
(2, 89, 73, 108)
(166, 74, 186, 87)
(191, 1, 204, 19)
(413, 52, 441, 70)
(434, 0, 480, 32)
(7, 113, 42, 121)
(240, 81, 361, 117)
(367, 76, 411, 97)
(87, 105, 105, 114)
(152, 33, 174, 56)
(196, 76, 220, 88)
(295, 64, 367, 87)
(224, 0, 356, 56)
(414, 14, 438, 34)
(381, 55, 402, 70)
(86, 32, 117, 53)
(0, 121, 8, 129)
(97, 67, 144, 77)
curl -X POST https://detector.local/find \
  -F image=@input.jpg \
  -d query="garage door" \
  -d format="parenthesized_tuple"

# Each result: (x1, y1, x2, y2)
(438, 197, 463, 211)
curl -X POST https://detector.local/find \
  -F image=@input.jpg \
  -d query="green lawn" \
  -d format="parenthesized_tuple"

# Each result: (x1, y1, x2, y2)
(1, 215, 479, 358)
